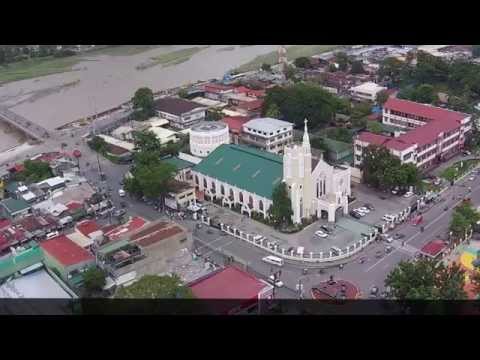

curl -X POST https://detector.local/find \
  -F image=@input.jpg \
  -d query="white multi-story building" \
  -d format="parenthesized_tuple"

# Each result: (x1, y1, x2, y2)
(154, 98, 207, 129)
(354, 98, 472, 171)
(349, 82, 387, 102)
(241, 118, 293, 154)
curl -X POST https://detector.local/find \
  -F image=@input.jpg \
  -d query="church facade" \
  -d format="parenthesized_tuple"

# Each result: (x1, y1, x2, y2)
(191, 120, 351, 224)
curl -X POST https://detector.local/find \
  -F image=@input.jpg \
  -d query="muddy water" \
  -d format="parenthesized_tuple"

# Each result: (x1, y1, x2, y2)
(0, 45, 280, 133)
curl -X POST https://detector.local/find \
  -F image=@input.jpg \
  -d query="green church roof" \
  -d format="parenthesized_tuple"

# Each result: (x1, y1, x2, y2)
(192, 144, 283, 200)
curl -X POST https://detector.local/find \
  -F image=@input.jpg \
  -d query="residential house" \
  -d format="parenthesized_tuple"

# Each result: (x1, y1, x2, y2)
(40, 235, 95, 287)
(220, 116, 250, 144)
(202, 83, 234, 101)
(161, 155, 195, 183)
(349, 82, 387, 102)
(0, 198, 32, 220)
(154, 97, 207, 129)
(164, 181, 196, 210)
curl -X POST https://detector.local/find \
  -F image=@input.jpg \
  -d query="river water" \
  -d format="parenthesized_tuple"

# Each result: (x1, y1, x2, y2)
(0, 45, 280, 134)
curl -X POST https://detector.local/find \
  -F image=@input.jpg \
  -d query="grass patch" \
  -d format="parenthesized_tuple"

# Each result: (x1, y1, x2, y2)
(234, 45, 339, 72)
(217, 46, 236, 52)
(0, 56, 83, 84)
(136, 46, 208, 70)
(86, 45, 163, 57)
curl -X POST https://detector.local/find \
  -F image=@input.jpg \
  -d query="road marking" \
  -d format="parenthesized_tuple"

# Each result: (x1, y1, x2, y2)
(366, 179, 480, 273)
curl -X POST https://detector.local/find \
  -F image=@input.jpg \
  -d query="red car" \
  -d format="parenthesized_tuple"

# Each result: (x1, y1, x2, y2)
(411, 215, 423, 226)
(73, 150, 81, 158)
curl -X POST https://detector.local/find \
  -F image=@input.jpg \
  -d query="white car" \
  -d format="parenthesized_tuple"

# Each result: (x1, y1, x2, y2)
(403, 191, 414, 198)
(353, 209, 366, 217)
(268, 275, 284, 288)
(382, 215, 395, 222)
(383, 235, 394, 243)
(469, 176, 475, 181)
(357, 207, 370, 213)
(118, 189, 126, 197)
(315, 230, 328, 238)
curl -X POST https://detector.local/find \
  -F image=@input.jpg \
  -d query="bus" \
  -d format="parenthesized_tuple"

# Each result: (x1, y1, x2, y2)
(262, 256, 284, 267)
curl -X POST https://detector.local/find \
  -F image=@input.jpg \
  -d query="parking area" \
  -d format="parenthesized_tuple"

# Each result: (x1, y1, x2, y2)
(202, 202, 362, 253)
(350, 184, 417, 226)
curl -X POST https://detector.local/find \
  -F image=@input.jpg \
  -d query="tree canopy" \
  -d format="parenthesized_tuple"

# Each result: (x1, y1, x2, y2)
(262, 83, 340, 128)
(294, 57, 311, 69)
(385, 258, 467, 300)
(125, 161, 176, 199)
(334, 52, 349, 71)
(378, 57, 405, 86)
(397, 83, 436, 104)
(449, 202, 480, 240)
(132, 87, 155, 121)
(366, 121, 383, 134)
(83, 267, 107, 295)
(261, 63, 272, 72)
(115, 274, 194, 299)
(268, 182, 293, 228)
(361, 145, 419, 190)
(15, 160, 53, 184)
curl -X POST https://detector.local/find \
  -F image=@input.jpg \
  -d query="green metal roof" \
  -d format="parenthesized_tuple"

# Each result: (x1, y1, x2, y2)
(0, 198, 31, 214)
(161, 156, 194, 171)
(192, 144, 283, 200)
(5, 181, 19, 194)
(320, 137, 352, 154)
(0, 244, 44, 280)
(97, 239, 130, 257)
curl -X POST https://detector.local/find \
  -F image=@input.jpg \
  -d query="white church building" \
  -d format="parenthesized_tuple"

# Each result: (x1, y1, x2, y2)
(191, 120, 351, 223)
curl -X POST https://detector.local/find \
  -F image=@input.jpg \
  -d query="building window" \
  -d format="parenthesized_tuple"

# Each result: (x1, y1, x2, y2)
(221, 185, 225, 196)
(355, 145, 362, 152)
(259, 200, 264, 211)
(203, 178, 207, 188)
(229, 189, 234, 200)
(239, 192, 244, 203)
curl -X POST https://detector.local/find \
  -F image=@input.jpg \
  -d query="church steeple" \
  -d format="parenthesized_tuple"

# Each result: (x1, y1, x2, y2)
(302, 118, 311, 152)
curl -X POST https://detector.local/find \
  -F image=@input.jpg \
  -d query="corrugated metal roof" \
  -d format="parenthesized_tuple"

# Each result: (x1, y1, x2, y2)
(192, 144, 283, 199)
(162, 156, 195, 171)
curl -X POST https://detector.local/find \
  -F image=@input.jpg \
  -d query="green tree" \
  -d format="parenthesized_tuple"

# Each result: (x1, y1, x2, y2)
(88, 135, 108, 153)
(376, 89, 390, 106)
(328, 63, 337, 72)
(133, 130, 162, 153)
(471, 271, 480, 297)
(294, 57, 311, 69)
(115, 274, 194, 299)
(378, 57, 405, 85)
(449, 202, 480, 240)
(350, 60, 365, 74)
(132, 87, 155, 121)
(261, 63, 272, 72)
(265, 103, 281, 118)
(284, 65, 297, 81)
(262, 83, 337, 128)
(130, 162, 176, 199)
(414, 84, 435, 103)
(206, 108, 223, 121)
(268, 182, 293, 228)
(385, 258, 467, 300)
(448, 95, 472, 113)
(178, 88, 189, 98)
(15, 160, 53, 184)
(83, 267, 107, 295)
(366, 121, 383, 134)
(326, 127, 352, 143)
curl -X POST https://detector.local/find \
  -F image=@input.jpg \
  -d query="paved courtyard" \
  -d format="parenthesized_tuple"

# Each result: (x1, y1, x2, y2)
(204, 203, 363, 253)
(350, 183, 417, 226)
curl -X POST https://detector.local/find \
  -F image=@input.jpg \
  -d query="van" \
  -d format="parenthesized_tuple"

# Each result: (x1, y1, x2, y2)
(262, 256, 284, 267)
(45, 231, 59, 240)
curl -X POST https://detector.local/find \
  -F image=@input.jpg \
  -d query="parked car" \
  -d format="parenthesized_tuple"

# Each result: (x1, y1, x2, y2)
(469, 176, 475, 181)
(320, 225, 332, 234)
(353, 209, 366, 217)
(350, 211, 361, 219)
(364, 203, 375, 211)
(118, 189, 126, 197)
(385, 245, 393, 253)
(464, 150, 472, 156)
(370, 286, 379, 297)
(403, 191, 414, 198)
(382, 214, 395, 222)
(383, 235, 393, 243)
(315, 230, 328, 238)
(45, 231, 59, 240)
(394, 233, 405, 240)
(113, 209, 126, 217)
(268, 275, 284, 288)
(357, 207, 370, 213)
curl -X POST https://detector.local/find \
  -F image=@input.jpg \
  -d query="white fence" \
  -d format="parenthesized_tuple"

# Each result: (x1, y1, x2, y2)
(199, 215, 377, 264)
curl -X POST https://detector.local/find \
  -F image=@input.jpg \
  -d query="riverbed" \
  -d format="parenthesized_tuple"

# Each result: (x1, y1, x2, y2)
(0, 45, 281, 132)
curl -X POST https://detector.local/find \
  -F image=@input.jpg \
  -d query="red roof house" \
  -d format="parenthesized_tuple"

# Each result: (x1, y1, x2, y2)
(40, 235, 95, 267)
(75, 219, 100, 237)
(420, 239, 447, 259)
(188, 266, 272, 302)
(220, 116, 250, 135)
